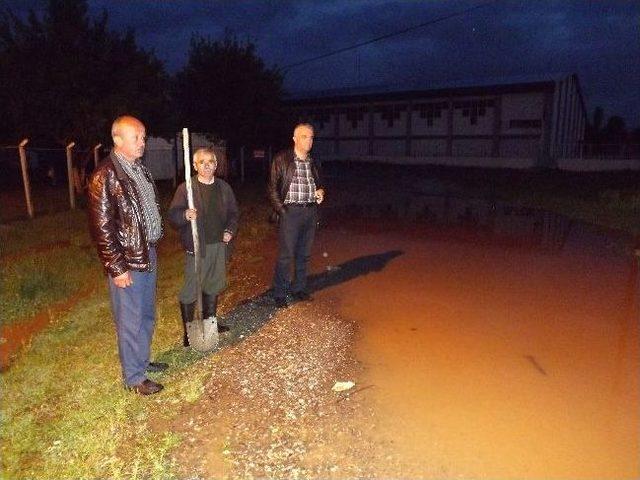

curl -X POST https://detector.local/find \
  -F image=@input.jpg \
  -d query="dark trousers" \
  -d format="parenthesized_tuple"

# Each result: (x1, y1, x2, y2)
(179, 242, 227, 304)
(108, 247, 157, 386)
(272, 205, 317, 299)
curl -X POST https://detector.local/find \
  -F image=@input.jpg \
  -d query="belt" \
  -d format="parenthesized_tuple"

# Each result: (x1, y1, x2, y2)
(287, 202, 316, 208)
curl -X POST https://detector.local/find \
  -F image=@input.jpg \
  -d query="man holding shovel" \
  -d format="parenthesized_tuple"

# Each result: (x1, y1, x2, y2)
(168, 147, 239, 347)
(87, 115, 166, 396)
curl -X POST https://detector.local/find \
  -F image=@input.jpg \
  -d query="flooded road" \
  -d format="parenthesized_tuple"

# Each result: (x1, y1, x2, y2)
(312, 201, 639, 478)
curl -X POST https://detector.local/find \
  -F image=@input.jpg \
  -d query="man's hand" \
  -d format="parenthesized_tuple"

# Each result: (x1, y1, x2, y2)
(113, 271, 132, 288)
(185, 208, 197, 221)
(223, 231, 233, 243)
(315, 188, 325, 204)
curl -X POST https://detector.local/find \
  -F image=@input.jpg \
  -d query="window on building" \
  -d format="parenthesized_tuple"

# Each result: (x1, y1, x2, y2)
(375, 105, 403, 127)
(413, 102, 447, 126)
(345, 107, 366, 129)
(509, 119, 542, 129)
(313, 110, 331, 129)
(454, 99, 494, 125)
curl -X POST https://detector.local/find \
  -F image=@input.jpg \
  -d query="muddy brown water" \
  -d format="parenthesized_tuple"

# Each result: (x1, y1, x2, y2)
(312, 201, 639, 478)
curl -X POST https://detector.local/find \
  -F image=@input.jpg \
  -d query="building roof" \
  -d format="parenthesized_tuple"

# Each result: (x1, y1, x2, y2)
(285, 72, 579, 105)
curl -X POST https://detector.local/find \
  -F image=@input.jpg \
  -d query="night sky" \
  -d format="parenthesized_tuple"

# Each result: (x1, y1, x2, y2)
(4, 0, 640, 127)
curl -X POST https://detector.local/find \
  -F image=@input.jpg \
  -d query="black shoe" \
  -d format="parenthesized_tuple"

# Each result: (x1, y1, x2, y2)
(217, 322, 230, 333)
(146, 362, 168, 373)
(274, 297, 288, 308)
(293, 291, 312, 301)
(126, 379, 164, 395)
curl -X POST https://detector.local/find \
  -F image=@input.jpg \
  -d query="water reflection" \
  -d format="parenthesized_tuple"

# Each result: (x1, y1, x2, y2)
(323, 194, 572, 253)
(318, 206, 640, 478)
(613, 257, 640, 394)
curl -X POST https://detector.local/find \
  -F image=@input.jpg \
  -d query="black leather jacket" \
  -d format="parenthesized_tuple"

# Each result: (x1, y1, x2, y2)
(268, 148, 323, 214)
(87, 152, 163, 277)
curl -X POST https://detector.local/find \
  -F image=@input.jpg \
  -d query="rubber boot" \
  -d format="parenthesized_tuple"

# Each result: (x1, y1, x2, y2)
(179, 302, 195, 347)
(202, 292, 229, 332)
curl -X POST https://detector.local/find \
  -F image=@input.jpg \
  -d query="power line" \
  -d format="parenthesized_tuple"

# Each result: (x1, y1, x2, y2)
(281, 0, 498, 73)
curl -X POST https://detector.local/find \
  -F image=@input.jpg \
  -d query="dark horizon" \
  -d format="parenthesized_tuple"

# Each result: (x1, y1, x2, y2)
(3, 0, 639, 128)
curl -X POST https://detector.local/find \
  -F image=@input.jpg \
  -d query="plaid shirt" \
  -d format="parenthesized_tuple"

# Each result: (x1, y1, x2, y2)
(284, 156, 317, 204)
(114, 152, 162, 243)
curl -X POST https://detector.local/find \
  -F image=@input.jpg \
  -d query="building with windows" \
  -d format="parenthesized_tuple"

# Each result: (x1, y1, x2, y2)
(286, 73, 586, 169)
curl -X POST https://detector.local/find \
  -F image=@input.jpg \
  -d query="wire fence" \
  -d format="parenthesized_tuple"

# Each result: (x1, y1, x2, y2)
(0, 133, 232, 222)
(2, 139, 638, 223)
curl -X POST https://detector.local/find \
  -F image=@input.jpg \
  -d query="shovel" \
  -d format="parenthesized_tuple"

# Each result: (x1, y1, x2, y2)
(181, 127, 219, 352)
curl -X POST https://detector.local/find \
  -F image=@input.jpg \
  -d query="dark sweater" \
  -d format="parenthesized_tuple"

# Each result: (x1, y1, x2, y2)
(167, 177, 239, 255)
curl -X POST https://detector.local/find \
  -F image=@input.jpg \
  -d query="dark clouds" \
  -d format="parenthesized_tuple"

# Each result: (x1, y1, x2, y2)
(3, 0, 639, 126)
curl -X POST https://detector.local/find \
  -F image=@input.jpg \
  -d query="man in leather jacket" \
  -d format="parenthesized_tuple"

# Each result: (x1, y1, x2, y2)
(87, 115, 166, 396)
(268, 123, 325, 308)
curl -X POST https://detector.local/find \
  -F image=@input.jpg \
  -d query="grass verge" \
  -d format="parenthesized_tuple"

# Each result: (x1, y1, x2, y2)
(513, 189, 640, 238)
(424, 165, 640, 238)
(1, 209, 102, 326)
(0, 245, 99, 326)
(1, 179, 272, 479)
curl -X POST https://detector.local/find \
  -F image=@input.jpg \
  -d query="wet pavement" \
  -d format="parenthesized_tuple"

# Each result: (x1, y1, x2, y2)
(311, 197, 640, 478)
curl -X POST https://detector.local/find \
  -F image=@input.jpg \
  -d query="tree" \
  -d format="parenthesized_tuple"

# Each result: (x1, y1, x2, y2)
(584, 107, 604, 144)
(585, 107, 628, 145)
(174, 34, 286, 152)
(601, 116, 627, 145)
(0, 0, 172, 147)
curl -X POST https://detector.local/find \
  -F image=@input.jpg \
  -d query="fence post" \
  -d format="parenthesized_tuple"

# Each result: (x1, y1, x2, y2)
(18, 138, 34, 219)
(240, 145, 245, 184)
(93, 143, 102, 169)
(66, 142, 76, 210)
(172, 136, 178, 188)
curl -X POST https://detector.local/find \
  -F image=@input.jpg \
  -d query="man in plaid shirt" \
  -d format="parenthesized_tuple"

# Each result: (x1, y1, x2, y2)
(268, 123, 325, 308)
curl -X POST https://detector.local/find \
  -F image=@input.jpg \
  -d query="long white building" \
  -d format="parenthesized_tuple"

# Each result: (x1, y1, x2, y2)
(286, 73, 587, 169)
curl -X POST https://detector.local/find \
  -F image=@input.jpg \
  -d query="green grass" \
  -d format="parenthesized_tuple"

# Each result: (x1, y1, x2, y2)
(1, 180, 271, 479)
(0, 245, 99, 326)
(0, 291, 213, 479)
(0, 225, 230, 478)
(0, 209, 101, 327)
(424, 166, 640, 237)
(514, 189, 640, 236)
(0, 209, 90, 257)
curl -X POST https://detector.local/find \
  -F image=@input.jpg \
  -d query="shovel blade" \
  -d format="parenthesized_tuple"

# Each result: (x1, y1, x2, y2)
(186, 316, 220, 352)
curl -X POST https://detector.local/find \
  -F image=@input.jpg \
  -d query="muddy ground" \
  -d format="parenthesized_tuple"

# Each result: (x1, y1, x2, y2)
(168, 300, 402, 479)
(163, 219, 409, 479)
(164, 210, 639, 479)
